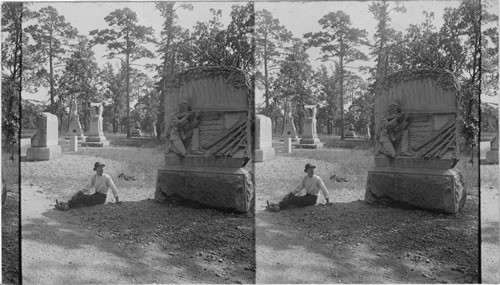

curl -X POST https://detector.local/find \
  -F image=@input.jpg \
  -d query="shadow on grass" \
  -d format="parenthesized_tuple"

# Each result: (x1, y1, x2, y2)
(22, 199, 254, 284)
(256, 199, 478, 283)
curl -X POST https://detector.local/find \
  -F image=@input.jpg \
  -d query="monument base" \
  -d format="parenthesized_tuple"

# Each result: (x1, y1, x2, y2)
(81, 141, 110, 147)
(375, 156, 458, 169)
(296, 138, 323, 149)
(280, 137, 299, 142)
(164, 154, 248, 168)
(486, 150, 499, 164)
(85, 136, 108, 143)
(365, 167, 466, 214)
(27, 145, 62, 161)
(65, 135, 86, 141)
(81, 136, 109, 147)
(254, 147, 276, 162)
(155, 167, 253, 213)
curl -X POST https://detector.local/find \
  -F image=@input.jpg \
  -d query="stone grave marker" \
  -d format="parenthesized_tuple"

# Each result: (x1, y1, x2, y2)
(27, 112, 62, 161)
(155, 66, 254, 212)
(284, 137, 292, 154)
(297, 104, 323, 149)
(131, 122, 143, 137)
(70, 136, 78, 152)
(486, 134, 499, 164)
(81, 102, 109, 147)
(65, 96, 85, 140)
(254, 114, 275, 162)
(365, 69, 466, 214)
(281, 101, 299, 142)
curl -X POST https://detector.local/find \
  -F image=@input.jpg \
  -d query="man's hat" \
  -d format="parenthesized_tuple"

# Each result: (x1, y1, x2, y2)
(304, 163, 316, 172)
(94, 161, 105, 170)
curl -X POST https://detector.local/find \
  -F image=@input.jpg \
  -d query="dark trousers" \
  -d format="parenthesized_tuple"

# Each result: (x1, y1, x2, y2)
(279, 193, 317, 210)
(68, 192, 107, 208)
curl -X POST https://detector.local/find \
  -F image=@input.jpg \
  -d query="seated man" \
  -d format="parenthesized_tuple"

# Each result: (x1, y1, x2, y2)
(55, 162, 120, 211)
(267, 163, 330, 212)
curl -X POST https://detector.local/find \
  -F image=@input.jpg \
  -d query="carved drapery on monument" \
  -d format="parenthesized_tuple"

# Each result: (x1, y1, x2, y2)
(366, 69, 466, 214)
(156, 66, 253, 212)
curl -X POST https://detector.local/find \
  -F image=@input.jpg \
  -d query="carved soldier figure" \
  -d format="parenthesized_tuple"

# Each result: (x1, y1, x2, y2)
(168, 100, 204, 156)
(375, 101, 413, 157)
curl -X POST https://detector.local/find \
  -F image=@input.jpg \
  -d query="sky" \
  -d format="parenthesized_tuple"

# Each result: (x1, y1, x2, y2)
(21, 1, 499, 107)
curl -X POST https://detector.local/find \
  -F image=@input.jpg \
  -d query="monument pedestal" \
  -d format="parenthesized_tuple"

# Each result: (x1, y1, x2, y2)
(65, 135, 86, 141)
(296, 138, 323, 149)
(81, 135, 109, 147)
(365, 157, 466, 214)
(27, 145, 62, 161)
(155, 155, 253, 212)
(254, 147, 276, 162)
(280, 137, 299, 142)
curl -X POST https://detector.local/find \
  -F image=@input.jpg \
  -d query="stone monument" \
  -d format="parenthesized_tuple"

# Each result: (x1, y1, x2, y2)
(27, 112, 62, 161)
(365, 69, 466, 214)
(486, 134, 499, 164)
(65, 96, 85, 140)
(297, 104, 323, 149)
(155, 66, 254, 212)
(344, 123, 356, 139)
(131, 123, 143, 137)
(254, 114, 276, 162)
(281, 101, 299, 142)
(81, 102, 109, 147)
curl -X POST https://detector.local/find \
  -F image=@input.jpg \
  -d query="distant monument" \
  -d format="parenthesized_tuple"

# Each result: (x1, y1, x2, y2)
(81, 102, 109, 147)
(254, 114, 276, 162)
(365, 69, 466, 214)
(27, 112, 62, 161)
(297, 104, 323, 149)
(155, 66, 254, 212)
(281, 101, 299, 142)
(344, 123, 356, 139)
(486, 134, 499, 164)
(131, 123, 142, 137)
(65, 96, 85, 140)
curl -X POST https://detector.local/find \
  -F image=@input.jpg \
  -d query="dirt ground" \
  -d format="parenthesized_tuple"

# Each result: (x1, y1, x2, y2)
(2, 150, 20, 285)
(256, 147, 480, 284)
(15, 135, 499, 284)
(480, 164, 500, 284)
(2, 181, 20, 285)
(21, 140, 254, 284)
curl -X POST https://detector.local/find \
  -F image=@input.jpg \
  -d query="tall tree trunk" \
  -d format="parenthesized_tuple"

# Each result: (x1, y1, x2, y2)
(264, 36, 270, 111)
(339, 52, 345, 140)
(126, 37, 131, 138)
(49, 37, 55, 113)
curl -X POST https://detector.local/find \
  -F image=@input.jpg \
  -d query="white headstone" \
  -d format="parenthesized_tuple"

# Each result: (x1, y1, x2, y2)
(255, 115, 276, 162)
(284, 138, 292, 154)
(70, 136, 78, 152)
(27, 112, 62, 160)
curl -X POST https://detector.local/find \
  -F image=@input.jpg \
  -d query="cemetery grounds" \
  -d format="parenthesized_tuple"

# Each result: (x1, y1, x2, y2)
(15, 132, 500, 284)
(20, 134, 254, 284)
(256, 136, 494, 284)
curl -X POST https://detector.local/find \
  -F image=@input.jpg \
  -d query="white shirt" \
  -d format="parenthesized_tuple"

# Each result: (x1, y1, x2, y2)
(82, 173, 118, 198)
(292, 174, 329, 199)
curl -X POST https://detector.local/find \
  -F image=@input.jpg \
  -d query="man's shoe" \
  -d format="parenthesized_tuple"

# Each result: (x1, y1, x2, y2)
(266, 203, 280, 212)
(55, 201, 69, 211)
